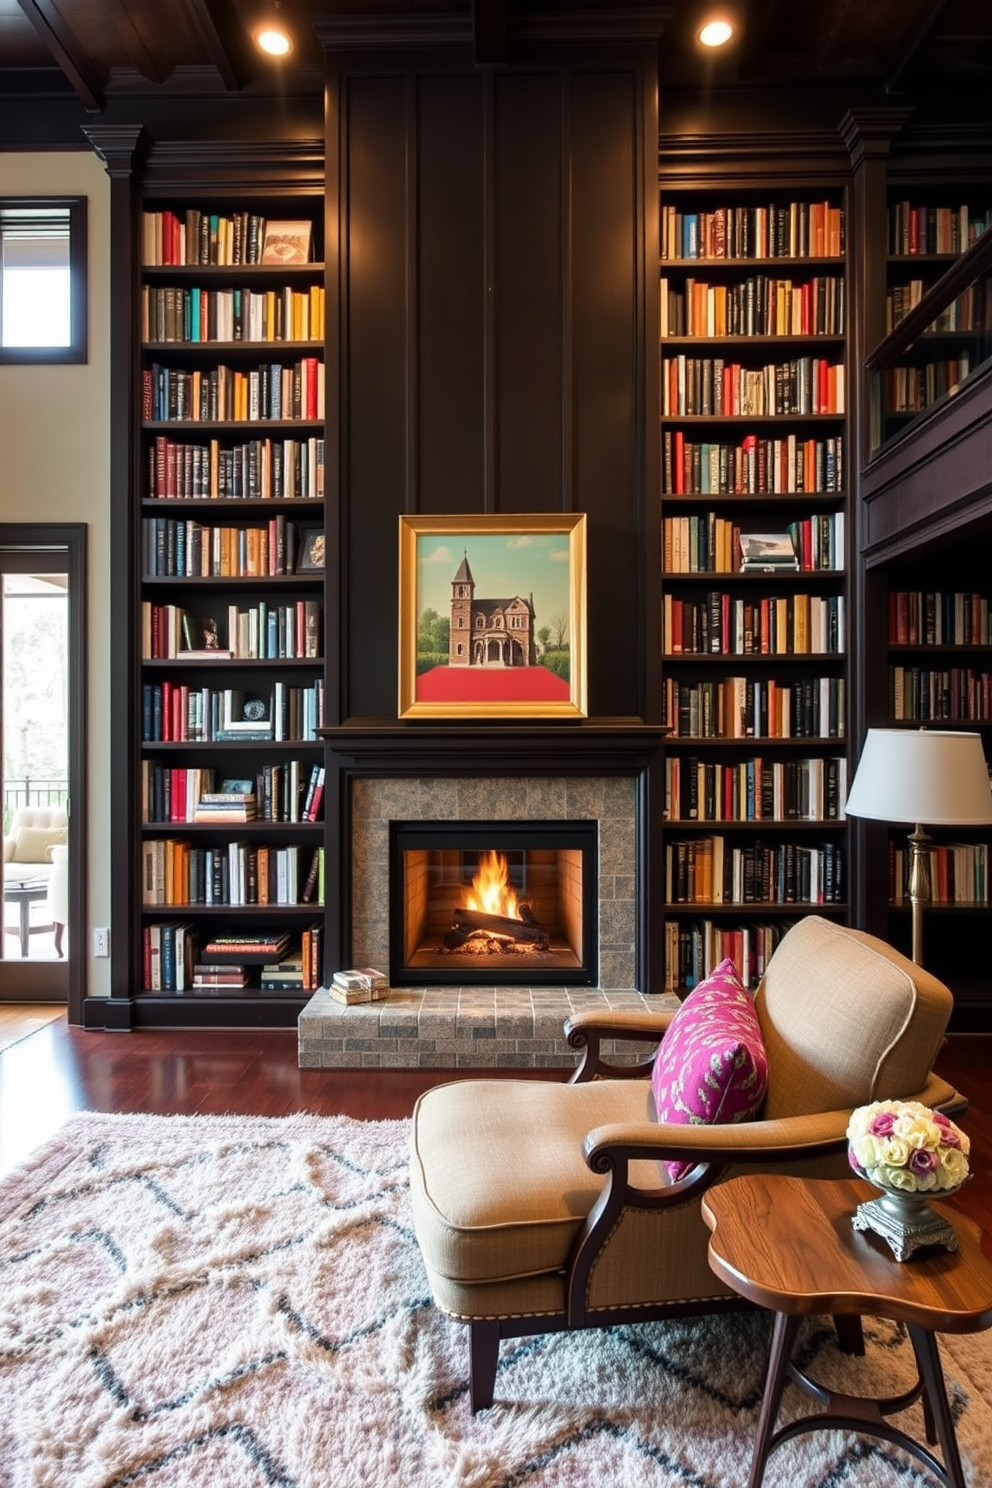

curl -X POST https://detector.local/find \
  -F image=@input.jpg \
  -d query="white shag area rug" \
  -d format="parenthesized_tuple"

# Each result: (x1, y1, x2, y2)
(1, 1110, 991, 1488)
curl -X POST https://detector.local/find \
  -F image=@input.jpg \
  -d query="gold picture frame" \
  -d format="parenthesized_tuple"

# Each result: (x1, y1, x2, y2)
(398, 512, 587, 720)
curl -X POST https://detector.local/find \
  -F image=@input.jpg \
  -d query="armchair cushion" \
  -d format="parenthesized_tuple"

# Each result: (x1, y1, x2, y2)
(10, 825, 66, 864)
(650, 957, 768, 1179)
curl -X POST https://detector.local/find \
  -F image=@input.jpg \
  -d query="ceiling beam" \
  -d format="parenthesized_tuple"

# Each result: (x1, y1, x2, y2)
(734, 0, 784, 81)
(473, 0, 509, 64)
(184, 0, 252, 92)
(884, 0, 947, 90)
(14, 0, 104, 110)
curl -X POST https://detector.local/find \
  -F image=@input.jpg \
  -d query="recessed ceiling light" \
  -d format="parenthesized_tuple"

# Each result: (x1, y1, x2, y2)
(253, 6, 294, 57)
(698, 19, 734, 48)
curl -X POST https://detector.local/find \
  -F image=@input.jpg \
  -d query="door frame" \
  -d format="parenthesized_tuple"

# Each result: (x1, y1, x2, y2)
(0, 523, 86, 1020)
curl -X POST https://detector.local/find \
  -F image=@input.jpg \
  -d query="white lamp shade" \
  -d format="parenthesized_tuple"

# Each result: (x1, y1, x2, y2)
(845, 728, 992, 825)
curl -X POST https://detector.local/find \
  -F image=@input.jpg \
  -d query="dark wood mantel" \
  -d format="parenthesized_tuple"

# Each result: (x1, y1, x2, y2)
(319, 719, 669, 775)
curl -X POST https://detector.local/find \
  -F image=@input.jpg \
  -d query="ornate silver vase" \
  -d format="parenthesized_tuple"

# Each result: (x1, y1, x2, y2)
(853, 1184, 959, 1262)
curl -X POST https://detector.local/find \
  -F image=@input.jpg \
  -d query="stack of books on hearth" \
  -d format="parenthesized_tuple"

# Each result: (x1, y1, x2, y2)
(327, 967, 389, 1005)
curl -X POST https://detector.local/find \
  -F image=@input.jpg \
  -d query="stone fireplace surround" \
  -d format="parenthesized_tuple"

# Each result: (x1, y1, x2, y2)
(298, 724, 673, 1069)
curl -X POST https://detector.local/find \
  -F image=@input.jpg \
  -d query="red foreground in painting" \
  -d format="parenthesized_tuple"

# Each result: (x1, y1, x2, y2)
(416, 666, 570, 703)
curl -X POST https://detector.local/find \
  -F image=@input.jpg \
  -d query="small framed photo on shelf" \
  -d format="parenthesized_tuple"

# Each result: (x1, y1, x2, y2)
(220, 779, 253, 795)
(260, 220, 313, 265)
(738, 531, 799, 573)
(296, 529, 325, 573)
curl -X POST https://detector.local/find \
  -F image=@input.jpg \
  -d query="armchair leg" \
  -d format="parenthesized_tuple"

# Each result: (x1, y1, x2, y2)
(469, 1320, 500, 1412)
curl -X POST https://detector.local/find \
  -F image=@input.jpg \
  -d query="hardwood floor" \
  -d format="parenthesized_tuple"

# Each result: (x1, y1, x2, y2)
(0, 1015, 988, 1244)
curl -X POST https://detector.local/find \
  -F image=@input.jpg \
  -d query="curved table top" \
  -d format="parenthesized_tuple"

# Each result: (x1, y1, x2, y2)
(702, 1174, 992, 1334)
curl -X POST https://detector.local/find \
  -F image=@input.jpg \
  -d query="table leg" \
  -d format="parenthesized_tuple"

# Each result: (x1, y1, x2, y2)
(908, 1324, 967, 1488)
(748, 1312, 801, 1488)
(18, 895, 29, 957)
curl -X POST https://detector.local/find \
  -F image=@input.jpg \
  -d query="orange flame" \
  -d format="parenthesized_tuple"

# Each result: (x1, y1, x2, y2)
(466, 851, 520, 919)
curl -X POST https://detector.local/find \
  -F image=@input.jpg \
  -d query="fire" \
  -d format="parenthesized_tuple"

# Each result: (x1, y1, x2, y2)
(466, 851, 521, 919)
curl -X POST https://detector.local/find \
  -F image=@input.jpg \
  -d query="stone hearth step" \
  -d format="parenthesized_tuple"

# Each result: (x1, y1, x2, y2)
(298, 984, 680, 1069)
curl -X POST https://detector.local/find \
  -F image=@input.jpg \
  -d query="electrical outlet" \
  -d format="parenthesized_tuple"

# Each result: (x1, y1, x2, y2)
(93, 927, 110, 957)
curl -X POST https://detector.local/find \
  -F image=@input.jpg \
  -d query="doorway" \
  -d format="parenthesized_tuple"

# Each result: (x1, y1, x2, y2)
(0, 526, 85, 1017)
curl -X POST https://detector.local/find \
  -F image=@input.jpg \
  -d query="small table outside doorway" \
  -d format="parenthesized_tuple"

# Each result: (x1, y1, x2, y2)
(4, 880, 48, 958)
(702, 1173, 992, 1488)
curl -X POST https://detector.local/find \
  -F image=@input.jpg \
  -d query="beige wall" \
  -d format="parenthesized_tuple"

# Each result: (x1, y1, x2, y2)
(0, 149, 112, 997)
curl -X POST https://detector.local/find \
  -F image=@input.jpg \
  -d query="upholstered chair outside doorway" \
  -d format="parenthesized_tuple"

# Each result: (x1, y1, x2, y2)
(410, 916, 964, 1410)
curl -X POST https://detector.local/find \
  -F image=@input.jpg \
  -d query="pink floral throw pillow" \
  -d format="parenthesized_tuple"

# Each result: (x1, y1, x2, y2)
(651, 957, 768, 1181)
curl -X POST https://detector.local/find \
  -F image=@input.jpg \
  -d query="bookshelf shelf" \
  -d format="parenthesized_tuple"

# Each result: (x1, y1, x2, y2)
(662, 414, 845, 426)
(660, 257, 844, 271)
(661, 335, 845, 348)
(664, 901, 848, 913)
(143, 420, 325, 433)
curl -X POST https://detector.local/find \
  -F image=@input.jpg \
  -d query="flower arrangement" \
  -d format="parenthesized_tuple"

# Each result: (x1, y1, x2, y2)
(847, 1100, 970, 1195)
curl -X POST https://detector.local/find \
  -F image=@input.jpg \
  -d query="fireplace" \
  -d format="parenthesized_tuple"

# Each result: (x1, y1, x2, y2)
(390, 820, 598, 985)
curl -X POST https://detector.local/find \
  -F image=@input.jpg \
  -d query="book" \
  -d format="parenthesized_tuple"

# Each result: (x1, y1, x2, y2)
(192, 968, 248, 987)
(200, 932, 291, 964)
(260, 953, 306, 992)
(329, 966, 389, 1003)
(300, 846, 323, 905)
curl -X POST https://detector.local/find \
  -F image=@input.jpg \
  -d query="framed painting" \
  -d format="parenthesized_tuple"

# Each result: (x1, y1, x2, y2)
(398, 513, 587, 719)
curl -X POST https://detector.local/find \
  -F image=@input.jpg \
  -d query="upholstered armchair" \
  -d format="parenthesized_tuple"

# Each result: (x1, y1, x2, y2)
(3, 806, 68, 888)
(410, 916, 965, 1411)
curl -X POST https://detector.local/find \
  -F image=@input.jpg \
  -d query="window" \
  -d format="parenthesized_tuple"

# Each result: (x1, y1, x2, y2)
(0, 198, 87, 364)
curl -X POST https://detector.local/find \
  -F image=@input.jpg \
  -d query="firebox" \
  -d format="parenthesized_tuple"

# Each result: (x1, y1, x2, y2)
(389, 820, 599, 986)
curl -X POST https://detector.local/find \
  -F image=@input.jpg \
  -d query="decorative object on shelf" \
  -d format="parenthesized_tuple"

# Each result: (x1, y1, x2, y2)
(845, 727, 992, 964)
(296, 528, 325, 573)
(738, 530, 799, 573)
(398, 512, 587, 720)
(260, 220, 312, 265)
(848, 1098, 970, 1261)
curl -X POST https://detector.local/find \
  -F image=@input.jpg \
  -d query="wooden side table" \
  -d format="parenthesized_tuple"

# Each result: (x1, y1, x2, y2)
(702, 1174, 992, 1488)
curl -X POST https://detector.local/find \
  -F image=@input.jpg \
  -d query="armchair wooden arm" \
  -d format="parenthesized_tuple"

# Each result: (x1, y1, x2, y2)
(565, 1007, 676, 1082)
(565, 1071, 966, 1329)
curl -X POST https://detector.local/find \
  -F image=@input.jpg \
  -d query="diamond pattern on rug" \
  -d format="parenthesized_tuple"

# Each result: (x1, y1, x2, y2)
(0, 1110, 989, 1488)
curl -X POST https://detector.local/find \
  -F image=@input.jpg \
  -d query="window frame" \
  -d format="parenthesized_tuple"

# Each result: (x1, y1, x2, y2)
(0, 195, 88, 365)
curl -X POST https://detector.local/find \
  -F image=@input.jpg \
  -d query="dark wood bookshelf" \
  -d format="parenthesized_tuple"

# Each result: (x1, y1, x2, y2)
(659, 176, 851, 995)
(101, 143, 330, 1028)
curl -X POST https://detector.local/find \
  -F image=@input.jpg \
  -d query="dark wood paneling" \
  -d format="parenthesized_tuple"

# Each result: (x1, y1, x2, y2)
(336, 51, 654, 725)
(493, 71, 565, 513)
(861, 368, 992, 562)
(571, 68, 641, 720)
(417, 73, 487, 513)
(344, 74, 410, 721)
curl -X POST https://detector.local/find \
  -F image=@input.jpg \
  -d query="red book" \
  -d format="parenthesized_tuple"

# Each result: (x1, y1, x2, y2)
(669, 598, 683, 654)
(673, 431, 685, 494)
(306, 767, 325, 823)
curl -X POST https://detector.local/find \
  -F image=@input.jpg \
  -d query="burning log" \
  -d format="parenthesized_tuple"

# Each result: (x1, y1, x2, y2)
(449, 906, 550, 949)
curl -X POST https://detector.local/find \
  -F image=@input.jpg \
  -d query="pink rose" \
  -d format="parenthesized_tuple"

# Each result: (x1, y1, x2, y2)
(909, 1148, 938, 1176)
(869, 1112, 896, 1137)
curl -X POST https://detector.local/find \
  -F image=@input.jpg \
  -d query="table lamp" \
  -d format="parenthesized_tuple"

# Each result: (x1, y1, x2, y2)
(845, 728, 992, 964)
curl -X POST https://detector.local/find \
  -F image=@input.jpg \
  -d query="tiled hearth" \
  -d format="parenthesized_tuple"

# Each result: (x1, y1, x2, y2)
(298, 982, 678, 1069)
(299, 726, 670, 1069)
